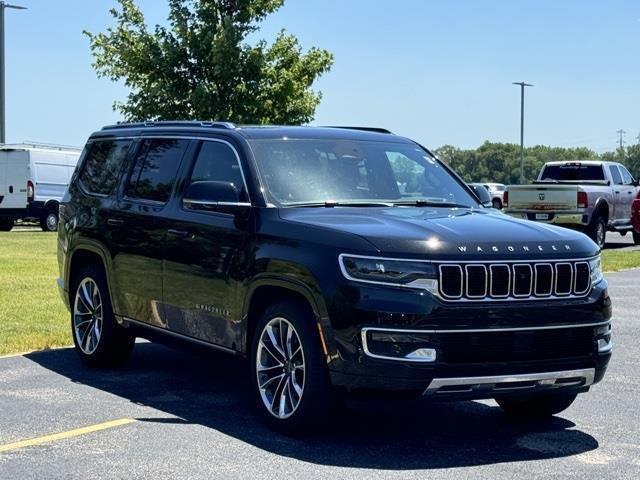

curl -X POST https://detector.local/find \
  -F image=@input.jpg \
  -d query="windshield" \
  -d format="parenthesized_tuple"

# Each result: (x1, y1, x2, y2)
(249, 139, 477, 207)
(540, 164, 605, 181)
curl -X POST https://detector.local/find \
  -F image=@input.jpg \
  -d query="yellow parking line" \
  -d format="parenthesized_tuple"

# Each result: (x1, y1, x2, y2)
(0, 418, 136, 453)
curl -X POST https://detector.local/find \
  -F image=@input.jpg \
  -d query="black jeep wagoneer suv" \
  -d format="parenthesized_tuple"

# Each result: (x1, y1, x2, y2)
(57, 122, 612, 431)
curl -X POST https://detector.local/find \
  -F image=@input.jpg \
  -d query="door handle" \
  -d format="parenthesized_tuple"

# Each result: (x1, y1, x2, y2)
(167, 229, 188, 238)
(614, 191, 620, 194)
(107, 218, 124, 226)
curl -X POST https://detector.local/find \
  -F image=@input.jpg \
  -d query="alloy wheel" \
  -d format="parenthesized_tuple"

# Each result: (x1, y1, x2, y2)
(256, 317, 305, 419)
(597, 222, 605, 247)
(46, 213, 58, 231)
(73, 278, 104, 355)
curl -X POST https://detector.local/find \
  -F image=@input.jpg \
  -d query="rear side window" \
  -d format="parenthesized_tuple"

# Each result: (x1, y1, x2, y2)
(608, 166, 623, 185)
(126, 139, 189, 203)
(78, 140, 131, 195)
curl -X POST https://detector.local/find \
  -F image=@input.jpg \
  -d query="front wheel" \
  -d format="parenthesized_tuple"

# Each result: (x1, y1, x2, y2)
(496, 392, 578, 417)
(71, 264, 135, 367)
(633, 230, 640, 245)
(250, 301, 335, 433)
(492, 198, 502, 210)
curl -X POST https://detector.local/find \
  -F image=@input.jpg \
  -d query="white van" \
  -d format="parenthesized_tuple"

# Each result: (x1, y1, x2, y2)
(0, 143, 82, 232)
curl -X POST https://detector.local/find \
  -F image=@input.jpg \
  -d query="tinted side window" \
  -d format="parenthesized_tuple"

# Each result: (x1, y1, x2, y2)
(78, 140, 131, 195)
(608, 166, 623, 185)
(126, 139, 188, 203)
(188, 141, 248, 201)
(619, 165, 635, 185)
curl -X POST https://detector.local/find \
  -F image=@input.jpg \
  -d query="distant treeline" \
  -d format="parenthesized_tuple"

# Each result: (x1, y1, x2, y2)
(434, 142, 640, 185)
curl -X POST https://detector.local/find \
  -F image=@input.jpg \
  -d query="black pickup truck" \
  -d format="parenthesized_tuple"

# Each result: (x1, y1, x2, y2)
(57, 123, 612, 432)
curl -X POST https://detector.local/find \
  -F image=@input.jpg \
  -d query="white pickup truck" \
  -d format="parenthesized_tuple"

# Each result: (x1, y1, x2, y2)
(504, 160, 639, 248)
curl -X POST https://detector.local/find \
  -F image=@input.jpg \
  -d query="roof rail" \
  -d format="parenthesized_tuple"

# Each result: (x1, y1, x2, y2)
(322, 126, 393, 134)
(102, 121, 237, 131)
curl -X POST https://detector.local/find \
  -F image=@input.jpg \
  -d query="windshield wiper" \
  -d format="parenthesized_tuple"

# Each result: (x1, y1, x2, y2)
(392, 200, 473, 208)
(287, 201, 395, 208)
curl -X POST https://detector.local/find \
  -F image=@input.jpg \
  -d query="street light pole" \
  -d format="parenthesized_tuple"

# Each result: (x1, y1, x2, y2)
(513, 81, 533, 184)
(0, 2, 26, 144)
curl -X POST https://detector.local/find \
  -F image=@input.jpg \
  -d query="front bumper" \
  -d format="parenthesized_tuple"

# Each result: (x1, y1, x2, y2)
(326, 279, 612, 397)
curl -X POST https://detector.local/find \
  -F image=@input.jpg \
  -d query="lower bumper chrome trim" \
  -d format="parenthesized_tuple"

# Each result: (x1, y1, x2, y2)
(423, 368, 595, 396)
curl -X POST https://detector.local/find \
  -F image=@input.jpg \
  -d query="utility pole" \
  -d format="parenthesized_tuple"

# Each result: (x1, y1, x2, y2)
(616, 129, 626, 150)
(0, 2, 26, 144)
(513, 82, 533, 184)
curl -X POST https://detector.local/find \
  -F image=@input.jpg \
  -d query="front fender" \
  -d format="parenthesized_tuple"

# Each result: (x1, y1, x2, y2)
(241, 262, 337, 360)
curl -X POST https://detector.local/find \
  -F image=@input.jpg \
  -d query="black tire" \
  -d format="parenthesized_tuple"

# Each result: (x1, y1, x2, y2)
(492, 198, 502, 210)
(250, 300, 336, 433)
(70, 263, 135, 367)
(634, 230, 640, 245)
(586, 213, 606, 249)
(0, 218, 13, 232)
(40, 211, 59, 232)
(496, 392, 578, 418)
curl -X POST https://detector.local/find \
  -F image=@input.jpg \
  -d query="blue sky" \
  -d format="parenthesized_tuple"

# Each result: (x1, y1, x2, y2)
(4, 0, 640, 152)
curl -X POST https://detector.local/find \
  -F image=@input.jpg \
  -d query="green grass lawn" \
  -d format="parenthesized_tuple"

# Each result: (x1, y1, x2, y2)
(0, 230, 639, 355)
(0, 231, 69, 355)
(601, 249, 640, 273)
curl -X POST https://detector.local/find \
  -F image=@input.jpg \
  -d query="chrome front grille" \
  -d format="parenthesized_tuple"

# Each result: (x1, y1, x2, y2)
(438, 260, 592, 301)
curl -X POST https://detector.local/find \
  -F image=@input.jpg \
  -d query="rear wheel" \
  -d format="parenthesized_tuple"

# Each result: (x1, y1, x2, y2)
(40, 211, 58, 232)
(497, 392, 578, 417)
(0, 218, 13, 232)
(71, 264, 134, 367)
(250, 300, 335, 433)
(492, 198, 502, 209)
(586, 213, 606, 248)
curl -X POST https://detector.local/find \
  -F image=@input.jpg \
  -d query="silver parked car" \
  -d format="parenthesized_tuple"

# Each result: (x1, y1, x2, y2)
(483, 183, 506, 209)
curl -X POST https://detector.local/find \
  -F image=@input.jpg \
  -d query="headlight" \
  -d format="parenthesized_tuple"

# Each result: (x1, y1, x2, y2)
(589, 256, 603, 286)
(339, 255, 438, 294)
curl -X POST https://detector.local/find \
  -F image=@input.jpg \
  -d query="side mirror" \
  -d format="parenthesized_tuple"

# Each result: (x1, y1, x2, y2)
(183, 181, 250, 213)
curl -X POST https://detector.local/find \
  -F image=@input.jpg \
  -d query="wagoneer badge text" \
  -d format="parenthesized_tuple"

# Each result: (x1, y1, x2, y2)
(458, 244, 572, 253)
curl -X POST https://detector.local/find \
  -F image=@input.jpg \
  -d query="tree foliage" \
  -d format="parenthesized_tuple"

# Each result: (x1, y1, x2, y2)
(435, 141, 640, 184)
(85, 0, 334, 123)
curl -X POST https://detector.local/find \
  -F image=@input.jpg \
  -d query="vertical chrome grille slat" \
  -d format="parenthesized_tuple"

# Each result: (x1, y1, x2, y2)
(438, 260, 592, 301)
(534, 263, 553, 297)
(554, 263, 573, 296)
(465, 265, 487, 298)
(489, 264, 510, 298)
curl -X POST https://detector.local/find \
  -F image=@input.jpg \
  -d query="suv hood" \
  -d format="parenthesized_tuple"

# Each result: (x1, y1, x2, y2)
(279, 207, 599, 260)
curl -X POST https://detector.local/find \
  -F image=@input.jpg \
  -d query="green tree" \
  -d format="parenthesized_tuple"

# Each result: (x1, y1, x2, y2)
(85, 0, 334, 123)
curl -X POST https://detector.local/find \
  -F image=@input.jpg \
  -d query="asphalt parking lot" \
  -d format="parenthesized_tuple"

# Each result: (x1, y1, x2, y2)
(0, 270, 638, 479)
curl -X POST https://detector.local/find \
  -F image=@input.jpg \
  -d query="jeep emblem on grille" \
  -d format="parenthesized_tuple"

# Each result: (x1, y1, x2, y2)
(538, 193, 546, 200)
